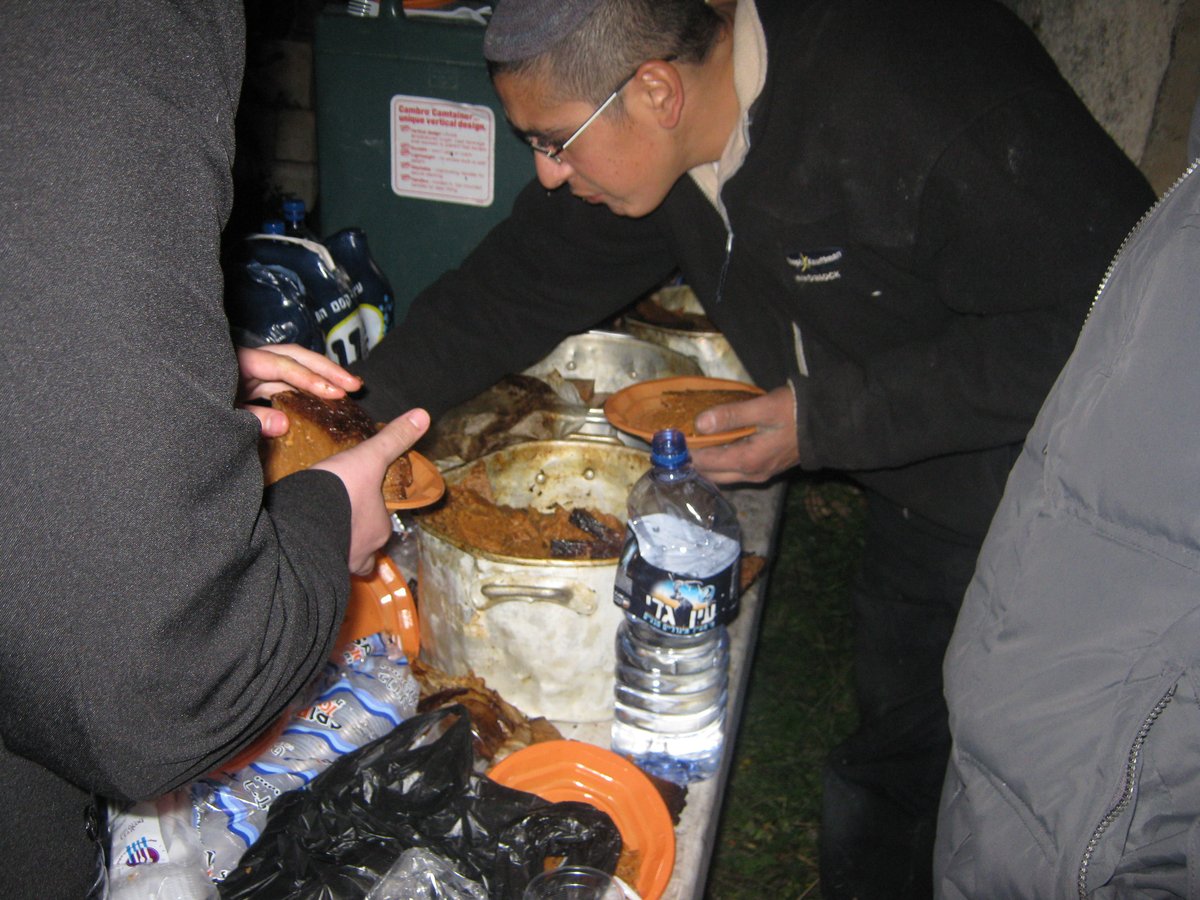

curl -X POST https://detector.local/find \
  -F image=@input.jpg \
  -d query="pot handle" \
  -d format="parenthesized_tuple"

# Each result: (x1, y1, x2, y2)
(476, 583, 598, 615)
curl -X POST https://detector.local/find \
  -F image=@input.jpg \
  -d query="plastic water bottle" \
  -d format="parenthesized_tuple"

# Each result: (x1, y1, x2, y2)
(193, 764, 316, 879)
(611, 428, 741, 784)
(282, 655, 417, 756)
(241, 231, 367, 366)
(325, 226, 397, 339)
(108, 793, 217, 899)
(281, 196, 317, 240)
(193, 641, 418, 881)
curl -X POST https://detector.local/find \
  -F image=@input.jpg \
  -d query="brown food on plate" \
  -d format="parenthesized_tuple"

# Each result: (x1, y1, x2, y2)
(615, 845, 644, 889)
(639, 767, 689, 826)
(419, 485, 624, 560)
(641, 388, 758, 435)
(411, 658, 562, 763)
(260, 390, 412, 499)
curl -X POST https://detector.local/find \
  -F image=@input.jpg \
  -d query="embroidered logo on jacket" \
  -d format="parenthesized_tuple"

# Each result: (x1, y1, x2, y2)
(787, 248, 843, 283)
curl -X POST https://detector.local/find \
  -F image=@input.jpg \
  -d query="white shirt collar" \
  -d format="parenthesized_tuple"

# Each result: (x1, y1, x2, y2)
(686, 0, 768, 224)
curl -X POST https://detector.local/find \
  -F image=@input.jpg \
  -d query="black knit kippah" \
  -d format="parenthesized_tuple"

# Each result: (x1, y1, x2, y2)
(483, 0, 606, 62)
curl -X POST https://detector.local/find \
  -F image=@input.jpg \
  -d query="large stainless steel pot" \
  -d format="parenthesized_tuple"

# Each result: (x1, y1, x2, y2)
(522, 329, 703, 395)
(416, 440, 650, 722)
(623, 285, 755, 384)
(521, 330, 703, 445)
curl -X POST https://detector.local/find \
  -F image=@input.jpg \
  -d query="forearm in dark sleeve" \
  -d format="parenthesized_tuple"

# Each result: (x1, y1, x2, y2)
(0, 0, 356, 801)
(353, 181, 678, 420)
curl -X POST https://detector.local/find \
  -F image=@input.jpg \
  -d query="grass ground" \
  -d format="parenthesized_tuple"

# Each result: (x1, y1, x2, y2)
(704, 475, 866, 900)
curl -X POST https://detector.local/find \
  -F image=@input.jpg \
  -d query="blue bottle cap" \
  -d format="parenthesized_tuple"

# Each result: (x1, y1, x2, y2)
(650, 429, 690, 469)
(281, 197, 306, 221)
(261, 219, 285, 235)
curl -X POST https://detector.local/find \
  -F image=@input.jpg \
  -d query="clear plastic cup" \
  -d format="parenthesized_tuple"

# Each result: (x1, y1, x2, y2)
(523, 865, 625, 900)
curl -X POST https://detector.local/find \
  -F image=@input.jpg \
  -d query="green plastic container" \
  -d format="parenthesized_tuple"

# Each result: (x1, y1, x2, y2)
(315, 1, 534, 323)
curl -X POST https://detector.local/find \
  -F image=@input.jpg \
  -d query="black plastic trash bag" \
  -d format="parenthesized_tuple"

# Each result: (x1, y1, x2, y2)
(217, 706, 621, 900)
(488, 804, 622, 900)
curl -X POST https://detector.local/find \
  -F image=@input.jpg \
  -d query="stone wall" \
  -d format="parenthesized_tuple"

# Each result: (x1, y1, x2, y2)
(228, 1, 323, 239)
(1142, 0, 1200, 188)
(1001, 0, 1199, 191)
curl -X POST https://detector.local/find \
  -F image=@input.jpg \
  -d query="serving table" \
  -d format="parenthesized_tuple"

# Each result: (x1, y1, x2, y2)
(551, 481, 787, 900)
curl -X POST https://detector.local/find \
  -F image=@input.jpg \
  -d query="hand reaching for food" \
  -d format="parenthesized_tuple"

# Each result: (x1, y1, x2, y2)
(236, 343, 363, 437)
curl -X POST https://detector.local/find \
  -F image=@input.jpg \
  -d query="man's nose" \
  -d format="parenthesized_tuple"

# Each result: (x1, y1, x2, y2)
(534, 152, 572, 190)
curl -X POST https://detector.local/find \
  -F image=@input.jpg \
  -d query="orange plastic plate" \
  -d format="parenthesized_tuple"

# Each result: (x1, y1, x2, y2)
(488, 740, 675, 900)
(384, 450, 444, 510)
(604, 375, 764, 448)
(338, 554, 420, 661)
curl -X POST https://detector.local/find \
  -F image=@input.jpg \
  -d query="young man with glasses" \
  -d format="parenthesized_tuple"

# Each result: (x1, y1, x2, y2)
(354, 0, 1154, 894)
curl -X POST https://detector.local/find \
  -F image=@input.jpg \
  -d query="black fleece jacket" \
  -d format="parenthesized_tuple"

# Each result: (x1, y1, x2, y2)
(356, 0, 1153, 538)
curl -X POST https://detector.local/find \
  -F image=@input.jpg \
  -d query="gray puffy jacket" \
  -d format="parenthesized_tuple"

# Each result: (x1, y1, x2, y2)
(937, 160, 1200, 899)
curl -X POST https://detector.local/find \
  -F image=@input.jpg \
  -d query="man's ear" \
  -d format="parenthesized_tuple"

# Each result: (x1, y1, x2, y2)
(632, 59, 684, 129)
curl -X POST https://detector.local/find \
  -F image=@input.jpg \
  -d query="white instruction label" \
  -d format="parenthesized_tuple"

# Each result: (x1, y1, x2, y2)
(390, 94, 495, 207)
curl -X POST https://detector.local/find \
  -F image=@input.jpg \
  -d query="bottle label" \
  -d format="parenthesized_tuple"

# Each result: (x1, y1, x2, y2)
(613, 533, 740, 635)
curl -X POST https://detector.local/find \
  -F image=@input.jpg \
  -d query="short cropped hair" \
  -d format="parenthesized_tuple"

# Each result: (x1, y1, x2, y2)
(488, 0, 724, 112)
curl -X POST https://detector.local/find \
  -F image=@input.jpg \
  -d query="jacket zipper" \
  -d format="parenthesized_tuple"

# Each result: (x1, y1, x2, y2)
(715, 230, 735, 304)
(1083, 158, 1200, 326)
(1076, 682, 1176, 898)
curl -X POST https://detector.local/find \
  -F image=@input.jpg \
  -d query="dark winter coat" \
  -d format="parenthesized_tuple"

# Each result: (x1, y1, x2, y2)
(0, 3, 351, 895)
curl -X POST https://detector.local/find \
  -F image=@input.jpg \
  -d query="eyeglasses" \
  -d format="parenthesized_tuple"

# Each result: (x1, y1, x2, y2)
(526, 70, 637, 164)
(525, 57, 675, 164)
